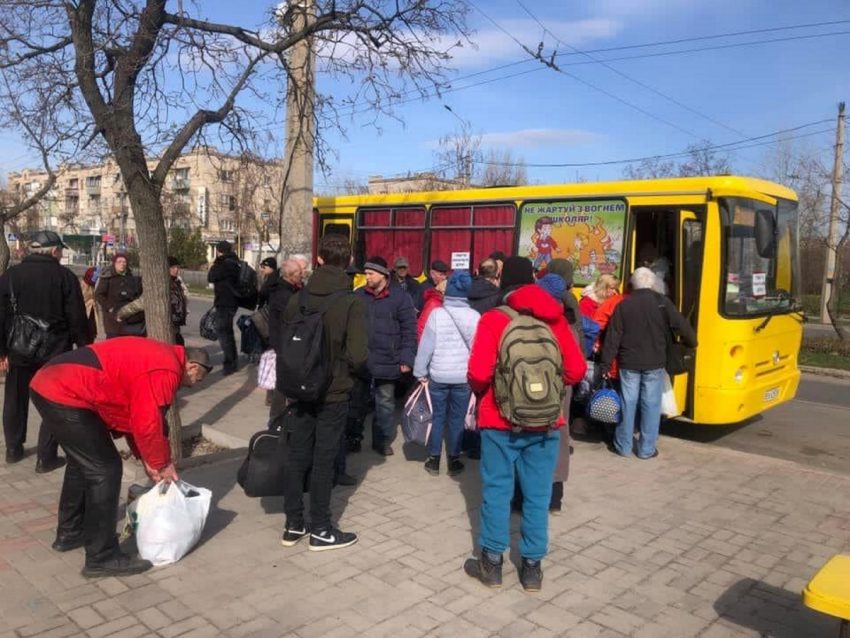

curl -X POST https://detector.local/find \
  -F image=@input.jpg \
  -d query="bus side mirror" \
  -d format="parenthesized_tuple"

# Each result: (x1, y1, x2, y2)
(755, 209, 776, 258)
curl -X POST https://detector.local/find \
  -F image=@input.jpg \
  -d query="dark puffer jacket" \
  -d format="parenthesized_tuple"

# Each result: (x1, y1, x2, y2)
(356, 282, 417, 380)
(207, 252, 241, 309)
(467, 277, 502, 314)
(95, 266, 144, 337)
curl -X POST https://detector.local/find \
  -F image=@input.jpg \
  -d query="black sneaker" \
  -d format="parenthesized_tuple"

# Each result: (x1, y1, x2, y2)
(82, 552, 152, 578)
(347, 438, 362, 453)
(308, 527, 358, 552)
(280, 523, 309, 547)
(519, 558, 543, 592)
(463, 549, 502, 588)
(447, 457, 464, 476)
(424, 456, 440, 476)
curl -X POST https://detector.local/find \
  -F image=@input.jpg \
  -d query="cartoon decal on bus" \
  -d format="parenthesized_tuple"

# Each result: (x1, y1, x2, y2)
(520, 199, 627, 286)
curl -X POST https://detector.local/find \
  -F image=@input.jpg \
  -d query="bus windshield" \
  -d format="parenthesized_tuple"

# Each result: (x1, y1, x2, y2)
(720, 197, 799, 317)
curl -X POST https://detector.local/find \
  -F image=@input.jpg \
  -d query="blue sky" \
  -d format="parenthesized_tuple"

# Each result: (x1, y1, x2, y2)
(1, 0, 848, 190)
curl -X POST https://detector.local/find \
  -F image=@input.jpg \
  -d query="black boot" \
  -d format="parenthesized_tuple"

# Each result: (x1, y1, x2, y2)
(82, 551, 152, 578)
(447, 457, 464, 476)
(549, 481, 563, 514)
(424, 456, 440, 476)
(463, 549, 502, 588)
(520, 558, 543, 592)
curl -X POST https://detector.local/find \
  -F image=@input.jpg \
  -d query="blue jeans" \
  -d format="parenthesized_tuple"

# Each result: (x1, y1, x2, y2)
(372, 380, 397, 448)
(616, 368, 665, 458)
(479, 428, 560, 561)
(427, 382, 469, 458)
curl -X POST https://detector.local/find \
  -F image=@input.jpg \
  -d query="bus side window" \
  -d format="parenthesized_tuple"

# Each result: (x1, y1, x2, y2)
(682, 219, 703, 324)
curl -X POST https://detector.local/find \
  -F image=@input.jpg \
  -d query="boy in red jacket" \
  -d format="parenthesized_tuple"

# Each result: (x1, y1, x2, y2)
(465, 257, 586, 592)
(30, 338, 212, 577)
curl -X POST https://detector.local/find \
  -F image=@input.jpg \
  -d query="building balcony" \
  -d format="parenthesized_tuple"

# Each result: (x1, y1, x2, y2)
(85, 185, 101, 196)
(170, 177, 191, 190)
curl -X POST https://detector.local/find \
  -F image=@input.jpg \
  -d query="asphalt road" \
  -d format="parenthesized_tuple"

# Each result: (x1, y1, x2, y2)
(188, 295, 850, 475)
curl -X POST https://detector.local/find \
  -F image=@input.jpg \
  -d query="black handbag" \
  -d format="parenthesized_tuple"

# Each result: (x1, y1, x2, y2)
(199, 307, 218, 341)
(6, 279, 53, 362)
(660, 302, 694, 376)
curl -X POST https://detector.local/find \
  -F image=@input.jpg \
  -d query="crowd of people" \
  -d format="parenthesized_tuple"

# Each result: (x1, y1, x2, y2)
(0, 228, 696, 591)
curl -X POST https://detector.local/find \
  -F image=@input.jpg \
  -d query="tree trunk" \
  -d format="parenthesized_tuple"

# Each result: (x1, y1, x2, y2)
(124, 179, 184, 461)
(0, 226, 10, 275)
(828, 231, 848, 341)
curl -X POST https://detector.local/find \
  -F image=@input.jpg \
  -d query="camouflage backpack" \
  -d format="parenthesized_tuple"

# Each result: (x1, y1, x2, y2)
(493, 307, 565, 430)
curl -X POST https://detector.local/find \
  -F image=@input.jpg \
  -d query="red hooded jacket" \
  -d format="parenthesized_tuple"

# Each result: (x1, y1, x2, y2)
(417, 287, 444, 342)
(468, 285, 587, 431)
(30, 338, 185, 470)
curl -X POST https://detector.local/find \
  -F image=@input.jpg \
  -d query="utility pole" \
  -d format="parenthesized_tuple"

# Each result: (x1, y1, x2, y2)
(280, 0, 316, 259)
(821, 102, 845, 324)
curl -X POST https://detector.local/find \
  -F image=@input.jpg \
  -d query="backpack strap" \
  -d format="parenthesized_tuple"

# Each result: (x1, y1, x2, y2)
(497, 305, 519, 321)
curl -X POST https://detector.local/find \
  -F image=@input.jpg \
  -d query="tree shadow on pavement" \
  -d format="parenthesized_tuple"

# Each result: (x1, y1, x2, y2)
(178, 377, 258, 428)
(179, 457, 240, 550)
(713, 578, 835, 637)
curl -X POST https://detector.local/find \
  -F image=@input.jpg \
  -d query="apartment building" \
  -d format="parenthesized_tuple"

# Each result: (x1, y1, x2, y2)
(5, 147, 284, 264)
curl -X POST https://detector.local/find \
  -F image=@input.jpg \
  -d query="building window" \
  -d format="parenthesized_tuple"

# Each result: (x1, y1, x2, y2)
(219, 170, 233, 182)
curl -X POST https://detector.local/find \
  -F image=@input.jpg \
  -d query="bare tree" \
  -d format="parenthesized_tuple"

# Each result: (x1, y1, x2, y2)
(624, 142, 733, 180)
(0, 0, 470, 459)
(479, 147, 528, 187)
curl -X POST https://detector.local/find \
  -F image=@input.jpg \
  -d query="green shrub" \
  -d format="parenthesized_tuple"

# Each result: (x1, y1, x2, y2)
(801, 336, 850, 357)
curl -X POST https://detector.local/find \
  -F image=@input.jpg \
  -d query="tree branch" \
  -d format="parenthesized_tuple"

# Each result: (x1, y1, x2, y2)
(151, 50, 268, 185)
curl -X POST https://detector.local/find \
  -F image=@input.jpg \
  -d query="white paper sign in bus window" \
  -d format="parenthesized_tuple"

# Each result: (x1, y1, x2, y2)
(752, 272, 767, 298)
(451, 252, 470, 269)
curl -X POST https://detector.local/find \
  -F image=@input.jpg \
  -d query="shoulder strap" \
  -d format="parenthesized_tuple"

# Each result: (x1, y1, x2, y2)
(443, 307, 471, 352)
(497, 305, 519, 321)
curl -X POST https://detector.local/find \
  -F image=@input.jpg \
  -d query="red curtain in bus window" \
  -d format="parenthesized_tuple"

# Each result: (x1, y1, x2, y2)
(392, 208, 425, 274)
(361, 209, 391, 227)
(471, 205, 516, 267)
(430, 206, 472, 269)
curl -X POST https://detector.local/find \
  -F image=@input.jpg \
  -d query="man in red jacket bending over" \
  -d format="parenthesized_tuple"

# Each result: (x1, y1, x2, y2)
(30, 338, 212, 577)
(465, 257, 586, 592)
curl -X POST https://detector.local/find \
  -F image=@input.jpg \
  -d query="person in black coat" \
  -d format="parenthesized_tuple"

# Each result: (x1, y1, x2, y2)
(95, 253, 144, 338)
(391, 256, 421, 308)
(207, 240, 241, 374)
(468, 258, 502, 314)
(0, 231, 91, 470)
(257, 257, 278, 310)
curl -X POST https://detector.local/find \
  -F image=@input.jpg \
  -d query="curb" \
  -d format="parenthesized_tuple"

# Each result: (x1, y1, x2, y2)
(800, 365, 850, 380)
(201, 423, 249, 449)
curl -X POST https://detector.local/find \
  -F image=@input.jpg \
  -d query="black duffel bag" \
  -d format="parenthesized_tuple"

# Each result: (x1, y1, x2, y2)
(237, 406, 312, 497)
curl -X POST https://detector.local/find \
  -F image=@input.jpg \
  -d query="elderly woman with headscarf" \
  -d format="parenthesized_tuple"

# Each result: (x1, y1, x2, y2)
(95, 253, 144, 338)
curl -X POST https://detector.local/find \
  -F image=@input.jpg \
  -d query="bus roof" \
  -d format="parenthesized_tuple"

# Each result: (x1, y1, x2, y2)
(315, 175, 798, 208)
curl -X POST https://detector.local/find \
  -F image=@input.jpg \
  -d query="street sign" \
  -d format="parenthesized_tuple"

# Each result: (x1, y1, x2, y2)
(7, 233, 17, 241)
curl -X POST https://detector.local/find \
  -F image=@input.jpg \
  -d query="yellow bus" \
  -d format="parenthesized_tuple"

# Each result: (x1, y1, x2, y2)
(314, 176, 803, 425)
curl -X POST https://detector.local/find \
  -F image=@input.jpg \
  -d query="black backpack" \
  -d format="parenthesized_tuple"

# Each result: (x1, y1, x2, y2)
(234, 261, 258, 310)
(277, 288, 350, 403)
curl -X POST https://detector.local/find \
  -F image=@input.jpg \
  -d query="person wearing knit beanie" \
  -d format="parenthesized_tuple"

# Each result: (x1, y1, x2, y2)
(499, 256, 534, 291)
(445, 270, 473, 298)
(536, 273, 567, 302)
(363, 255, 390, 277)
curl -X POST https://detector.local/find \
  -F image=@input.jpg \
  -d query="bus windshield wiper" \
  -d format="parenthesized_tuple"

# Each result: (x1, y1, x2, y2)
(754, 314, 773, 333)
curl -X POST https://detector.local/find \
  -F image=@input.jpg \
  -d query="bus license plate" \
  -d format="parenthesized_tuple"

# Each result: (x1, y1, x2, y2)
(763, 387, 780, 402)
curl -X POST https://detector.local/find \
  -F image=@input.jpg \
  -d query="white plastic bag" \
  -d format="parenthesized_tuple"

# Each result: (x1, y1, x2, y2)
(464, 393, 478, 431)
(129, 480, 212, 566)
(661, 373, 680, 417)
(257, 349, 276, 390)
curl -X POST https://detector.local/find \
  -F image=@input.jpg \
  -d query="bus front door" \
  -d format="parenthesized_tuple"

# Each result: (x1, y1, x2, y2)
(675, 210, 703, 419)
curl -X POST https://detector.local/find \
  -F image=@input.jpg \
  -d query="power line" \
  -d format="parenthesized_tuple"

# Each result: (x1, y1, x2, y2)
(468, 1, 703, 138)
(513, 0, 749, 140)
(247, 24, 850, 135)
(475, 120, 834, 168)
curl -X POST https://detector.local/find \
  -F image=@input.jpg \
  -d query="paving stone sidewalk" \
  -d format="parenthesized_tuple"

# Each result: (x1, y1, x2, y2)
(2, 366, 850, 637)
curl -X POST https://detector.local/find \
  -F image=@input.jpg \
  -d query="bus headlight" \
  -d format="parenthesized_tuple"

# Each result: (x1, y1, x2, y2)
(734, 367, 745, 384)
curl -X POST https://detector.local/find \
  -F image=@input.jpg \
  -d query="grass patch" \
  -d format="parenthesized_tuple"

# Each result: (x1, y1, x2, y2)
(800, 336, 850, 370)
(801, 293, 850, 317)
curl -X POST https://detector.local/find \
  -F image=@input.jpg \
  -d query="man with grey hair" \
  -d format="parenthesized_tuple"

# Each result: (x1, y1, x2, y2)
(0, 231, 90, 470)
(599, 267, 696, 459)
(289, 254, 311, 281)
